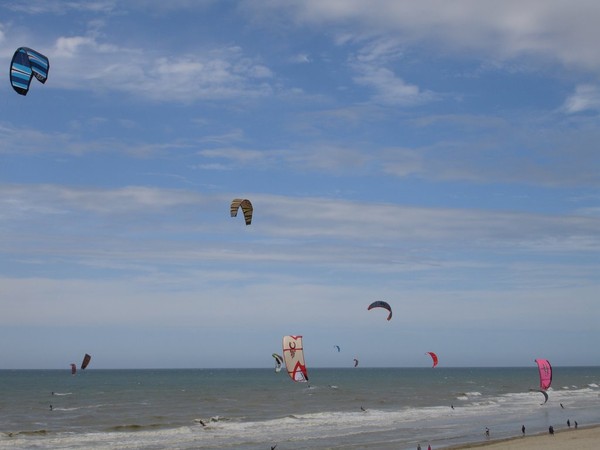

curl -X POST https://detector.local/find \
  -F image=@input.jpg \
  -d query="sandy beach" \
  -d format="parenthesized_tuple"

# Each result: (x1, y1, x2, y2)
(445, 425, 600, 449)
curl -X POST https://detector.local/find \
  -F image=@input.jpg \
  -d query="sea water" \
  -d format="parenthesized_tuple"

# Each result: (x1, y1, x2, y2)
(1, 367, 599, 449)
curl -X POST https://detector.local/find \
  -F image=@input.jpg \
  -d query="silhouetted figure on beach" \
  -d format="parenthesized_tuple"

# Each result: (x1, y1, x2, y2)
(575, 421, 578, 429)
(567, 419, 571, 428)
(521, 425, 525, 435)
(549, 425, 554, 435)
(427, 445, 431, 450)
(49, 404, 53, 411)
(417, 444, 421, 450)
(485, 427, 490, 438)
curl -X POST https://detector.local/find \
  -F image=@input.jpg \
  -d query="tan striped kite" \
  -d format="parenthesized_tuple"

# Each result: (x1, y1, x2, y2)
(230, 198, 253, 225)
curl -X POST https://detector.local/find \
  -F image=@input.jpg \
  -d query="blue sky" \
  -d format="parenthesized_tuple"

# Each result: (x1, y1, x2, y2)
(1, 0, 598, 369)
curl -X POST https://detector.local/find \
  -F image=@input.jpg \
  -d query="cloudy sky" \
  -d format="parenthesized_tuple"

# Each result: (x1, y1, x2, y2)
(1, 0, 598, 369)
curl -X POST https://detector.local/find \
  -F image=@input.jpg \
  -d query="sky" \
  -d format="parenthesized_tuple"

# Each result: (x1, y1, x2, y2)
(0, 0, 599, 369)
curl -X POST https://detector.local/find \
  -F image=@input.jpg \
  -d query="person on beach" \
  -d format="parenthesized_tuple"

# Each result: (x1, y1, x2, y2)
(49, 404, 53, 411)
(567, 419, 571, 427)
(549, 425, 554, 435)
(575, 421, 578, 429)
(485, 427, 490, 438)
(417, 444, 421, 450)
(521, 425, 525, 435)
(427, 445, 431, 450)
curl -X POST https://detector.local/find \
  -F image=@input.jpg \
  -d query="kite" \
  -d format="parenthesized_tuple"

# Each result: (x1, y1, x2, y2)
(367, 301, 392, 321)
(10, 47, 49, 95)
(230, 198, 253, 225)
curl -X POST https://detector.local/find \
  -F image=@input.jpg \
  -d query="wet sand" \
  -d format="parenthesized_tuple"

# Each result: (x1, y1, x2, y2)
(444, 424, 600, 449)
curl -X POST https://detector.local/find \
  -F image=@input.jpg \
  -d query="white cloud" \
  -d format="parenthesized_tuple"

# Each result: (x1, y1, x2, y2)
(48, 31, 274, 102)
(562, 84, 600, 113)
(246, 0, 600, 73)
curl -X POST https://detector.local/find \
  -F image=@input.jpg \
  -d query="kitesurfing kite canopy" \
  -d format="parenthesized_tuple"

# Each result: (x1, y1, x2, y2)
(529, 388, 549, 405)
(282, 335, 309, 382)
(230, 198, 253, 225)
(10, 47, 49, 95)
(272, 353, 283, 373)
(534, 358, 552, 390)
(81, 353, 91, 370)
(367, 301, 392, 321)
(353, 358, 359, 368)
(426, 352, 439, 368)
(334, 345, 340, 352)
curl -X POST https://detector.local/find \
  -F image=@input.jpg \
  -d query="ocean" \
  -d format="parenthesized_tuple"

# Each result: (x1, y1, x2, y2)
(1, 367, 599, 449)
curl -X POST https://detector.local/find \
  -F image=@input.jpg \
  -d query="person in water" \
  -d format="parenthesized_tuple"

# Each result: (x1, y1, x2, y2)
(49, 405, 53, 411)
(360, 406, 366, 412)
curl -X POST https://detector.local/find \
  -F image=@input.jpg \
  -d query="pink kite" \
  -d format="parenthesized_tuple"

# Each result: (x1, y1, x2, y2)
(535, 358, 552, 390)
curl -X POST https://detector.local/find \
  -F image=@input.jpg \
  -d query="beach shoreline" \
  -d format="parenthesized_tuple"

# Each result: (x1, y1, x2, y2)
(442, 424, 600, 449)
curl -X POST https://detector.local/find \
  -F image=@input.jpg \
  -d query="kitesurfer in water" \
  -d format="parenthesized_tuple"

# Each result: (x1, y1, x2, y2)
(49, 404, 53, 411)
(360, 406, 366, 412)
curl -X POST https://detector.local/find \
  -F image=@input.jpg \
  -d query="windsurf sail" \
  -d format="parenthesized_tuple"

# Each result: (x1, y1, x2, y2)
(282, 335, 308, 382)
(230, 198, 253, 225)
(272, 353, 283, 373)
(81, 353, 91, 370)
(535, 358, 552, 390)
(426, 352, 439, 368)
(70, 363, 76, 375)
(367, 301, 392, 321)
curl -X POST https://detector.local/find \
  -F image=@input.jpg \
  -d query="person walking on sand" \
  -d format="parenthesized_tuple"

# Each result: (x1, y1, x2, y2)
(428, 445, 431, 450)
(485, 427, 490, 438)
(575, 421, 578, 429)
(417, 444, 421, 450)
(567, 419, 570, 428)
(521, 425, 525, 435)
(549, 425, 554, 435)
